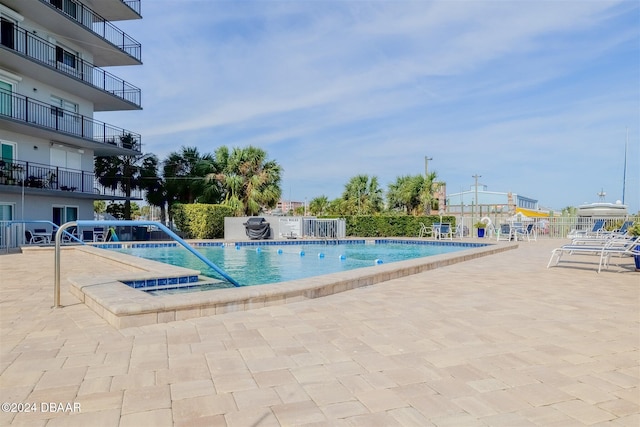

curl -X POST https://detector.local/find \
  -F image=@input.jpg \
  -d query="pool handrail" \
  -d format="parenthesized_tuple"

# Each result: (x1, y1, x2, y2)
(4, 220, 83, 251)
(54, 220, 240, 308)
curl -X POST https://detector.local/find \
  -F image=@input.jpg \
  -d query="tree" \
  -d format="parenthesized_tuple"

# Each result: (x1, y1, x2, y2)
(139, 155, 168, 223)
(340, 174, 384, 215)
(387, 172, 438, 215)
(420, 172, 439, 214)
(309, 196, 329, 216)
(93, 200, 106, 214)
(163, 146, 214, 206)
(205, 146, 282, 216)
(94, 133, 151, 220)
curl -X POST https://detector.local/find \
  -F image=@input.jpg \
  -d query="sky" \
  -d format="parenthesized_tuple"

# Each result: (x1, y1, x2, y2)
(98, 0, 640, 213)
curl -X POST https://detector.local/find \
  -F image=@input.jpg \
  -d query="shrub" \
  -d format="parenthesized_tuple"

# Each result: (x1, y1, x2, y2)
(171, 204, 234, 239)
(339, 215, 456, 237)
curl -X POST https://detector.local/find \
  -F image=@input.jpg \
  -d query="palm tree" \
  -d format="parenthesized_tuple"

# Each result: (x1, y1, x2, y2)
(139, 155, 168, 223)
(387, 175, 423, 214)
(94, 134, 149, 219)
(341, 174, 384, 215)
(205, 146, 282, 216)
(163, 146, 214, 206)
(420, 171, 438, 214)
(309, 196, 329, 216)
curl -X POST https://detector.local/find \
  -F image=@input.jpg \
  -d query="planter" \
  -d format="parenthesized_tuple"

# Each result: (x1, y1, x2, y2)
(477, 228, 485, 238)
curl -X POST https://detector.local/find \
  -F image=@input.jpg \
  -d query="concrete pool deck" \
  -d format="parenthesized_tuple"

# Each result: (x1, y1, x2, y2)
(0, 239, 638, 426)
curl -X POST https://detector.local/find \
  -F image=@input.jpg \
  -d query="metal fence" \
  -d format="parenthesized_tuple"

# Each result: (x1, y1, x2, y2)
(303, 218, 346, 239)
(456, 215, 635, 239)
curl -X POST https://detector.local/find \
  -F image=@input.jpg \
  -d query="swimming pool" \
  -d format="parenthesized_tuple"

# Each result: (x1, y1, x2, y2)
(111, 239, 481, 291)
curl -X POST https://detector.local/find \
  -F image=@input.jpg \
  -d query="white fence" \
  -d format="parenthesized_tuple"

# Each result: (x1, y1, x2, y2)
(455, 216, 635, 239)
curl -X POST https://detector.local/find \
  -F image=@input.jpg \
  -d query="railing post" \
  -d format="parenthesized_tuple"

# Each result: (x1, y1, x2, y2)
(54, 221, 77, 308)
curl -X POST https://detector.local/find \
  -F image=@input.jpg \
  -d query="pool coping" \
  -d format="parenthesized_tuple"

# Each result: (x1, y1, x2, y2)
(61, 239, 518, 329)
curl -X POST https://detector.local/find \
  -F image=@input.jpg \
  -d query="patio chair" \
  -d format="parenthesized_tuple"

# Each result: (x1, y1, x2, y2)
(496, 223, 513, 241)
(25, 230, 47, 245)
(434, 223, 453, 240)
(61, 226, 79, 243)
(33, 228, 51, 244)
(547, 235, 639, 272)
(418, 223, 430, 238)
(93, 227, 106, 242)
(514, 223, 536, 242)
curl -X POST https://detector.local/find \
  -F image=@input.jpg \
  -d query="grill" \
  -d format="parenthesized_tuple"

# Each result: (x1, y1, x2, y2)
(243, 217, 271, 240)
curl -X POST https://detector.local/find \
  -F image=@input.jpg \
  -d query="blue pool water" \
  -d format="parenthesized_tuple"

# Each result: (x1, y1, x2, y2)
(111, 240, 479, 291)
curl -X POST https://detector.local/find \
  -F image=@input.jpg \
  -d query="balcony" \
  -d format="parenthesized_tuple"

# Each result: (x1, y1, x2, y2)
(0, 158, 143, 200)
(84, 0, 141, 21)
(0, 89, 142, 156)
(0, 24, 141, 110)
(3, 0, 142, 66)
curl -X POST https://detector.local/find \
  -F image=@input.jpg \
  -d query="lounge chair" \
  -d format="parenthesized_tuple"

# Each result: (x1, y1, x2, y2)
(547, 235, 639, 272)
(567, 219, 606, 239)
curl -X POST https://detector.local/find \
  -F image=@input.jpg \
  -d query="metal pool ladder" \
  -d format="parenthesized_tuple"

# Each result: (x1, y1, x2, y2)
(54, 220, 240, 308)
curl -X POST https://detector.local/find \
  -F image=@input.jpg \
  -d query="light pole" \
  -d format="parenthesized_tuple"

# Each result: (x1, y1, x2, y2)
(472, 174, 481, 224)
(424, 156, 432, 177)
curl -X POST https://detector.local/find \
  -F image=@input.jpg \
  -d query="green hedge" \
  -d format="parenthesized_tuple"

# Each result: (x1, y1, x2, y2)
(171, 203, 234, 239)
(337, 215, 456, 237)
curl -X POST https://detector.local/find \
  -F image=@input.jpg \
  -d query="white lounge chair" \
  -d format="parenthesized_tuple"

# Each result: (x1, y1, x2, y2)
(547, 235, 639, 273)
(567, 219, 606, 239)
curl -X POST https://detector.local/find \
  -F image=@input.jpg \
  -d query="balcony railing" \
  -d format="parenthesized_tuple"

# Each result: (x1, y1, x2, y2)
(123, 0, 141, 16)
(1, 24, 141, 108)
(41, 0, 142, 62)
(0, 157, 143, 199)
(0, 89, 142, 151)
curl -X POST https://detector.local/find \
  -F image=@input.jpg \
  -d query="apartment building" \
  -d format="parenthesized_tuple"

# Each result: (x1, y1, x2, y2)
(0, 0, 143, 230)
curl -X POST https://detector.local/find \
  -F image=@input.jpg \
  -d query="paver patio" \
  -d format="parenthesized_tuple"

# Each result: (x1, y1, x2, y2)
(0, 239, 638, 426)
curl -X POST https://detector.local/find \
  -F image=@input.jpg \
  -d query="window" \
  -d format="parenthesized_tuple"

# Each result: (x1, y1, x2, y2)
(50, 0, 77, 19)
(50, 147, 81, 171)
(56, 46, 77, 69)
(0, 81, 12, 117)
(0, 17, 15, 49)
(0, 203, 13, 220)
(50, 95, 78, 118)
(1, 140, 15, 163)
(52, 205, 78, 226)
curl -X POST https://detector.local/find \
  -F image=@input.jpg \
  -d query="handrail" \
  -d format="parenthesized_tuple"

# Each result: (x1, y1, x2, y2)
(54, 220, 241, 308)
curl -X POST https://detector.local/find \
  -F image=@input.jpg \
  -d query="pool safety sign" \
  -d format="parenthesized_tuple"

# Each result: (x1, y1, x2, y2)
(279, 218, 301, 238)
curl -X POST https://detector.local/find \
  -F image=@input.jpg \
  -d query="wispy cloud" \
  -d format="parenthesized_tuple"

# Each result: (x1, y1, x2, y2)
(101, 0, 640, 211)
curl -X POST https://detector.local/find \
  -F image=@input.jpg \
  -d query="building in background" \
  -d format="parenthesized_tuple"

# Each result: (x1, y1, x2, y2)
(446, 183, 555, 221)
(0, 0, 143, 230)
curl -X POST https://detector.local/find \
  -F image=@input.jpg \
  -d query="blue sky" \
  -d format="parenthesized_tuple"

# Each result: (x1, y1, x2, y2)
(100, 0, 640, 213)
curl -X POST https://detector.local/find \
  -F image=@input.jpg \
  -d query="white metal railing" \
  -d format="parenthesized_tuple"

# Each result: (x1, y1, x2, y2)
(276, 217, 346, 239)
(454, 216, 635, 239)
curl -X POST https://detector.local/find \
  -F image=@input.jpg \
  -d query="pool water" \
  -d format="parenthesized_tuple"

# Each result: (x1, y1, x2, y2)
(113, 241, 470, 290)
